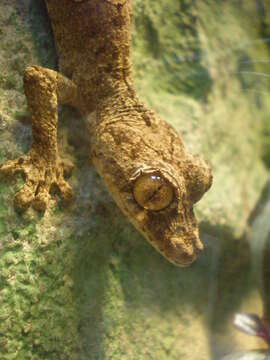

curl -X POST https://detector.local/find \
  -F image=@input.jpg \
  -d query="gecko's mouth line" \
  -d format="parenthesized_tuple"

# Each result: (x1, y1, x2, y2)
(173, 255, 197, 267)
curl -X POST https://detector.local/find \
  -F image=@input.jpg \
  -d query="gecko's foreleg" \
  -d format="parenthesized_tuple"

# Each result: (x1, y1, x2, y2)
(0, 65, 77, 212)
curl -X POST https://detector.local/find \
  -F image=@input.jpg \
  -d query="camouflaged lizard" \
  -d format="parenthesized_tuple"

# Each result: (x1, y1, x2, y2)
(0, 0, 212, 266)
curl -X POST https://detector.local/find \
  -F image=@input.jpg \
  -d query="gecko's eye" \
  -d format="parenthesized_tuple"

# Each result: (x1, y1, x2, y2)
(133, 173, 174, 211)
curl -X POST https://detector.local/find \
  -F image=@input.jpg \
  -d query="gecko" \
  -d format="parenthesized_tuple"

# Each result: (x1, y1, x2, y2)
(0, 0, 212, 267)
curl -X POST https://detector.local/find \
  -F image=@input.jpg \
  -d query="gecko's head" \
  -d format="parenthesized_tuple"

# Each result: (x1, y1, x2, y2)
(91, 120, 212, 267)
(124, 158, 212, 267)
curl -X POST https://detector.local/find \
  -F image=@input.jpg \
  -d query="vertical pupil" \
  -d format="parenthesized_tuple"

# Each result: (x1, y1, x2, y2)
(133, 173, 174, 210)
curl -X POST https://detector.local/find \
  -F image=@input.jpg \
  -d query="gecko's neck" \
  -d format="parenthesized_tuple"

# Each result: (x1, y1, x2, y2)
(45, 0, 133, 112)
(45, 1, 131, 77)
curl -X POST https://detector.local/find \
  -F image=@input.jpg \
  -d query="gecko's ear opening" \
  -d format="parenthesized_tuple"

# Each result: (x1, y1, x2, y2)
(185, 155, 213, 204)
(133, 172, 174, 211)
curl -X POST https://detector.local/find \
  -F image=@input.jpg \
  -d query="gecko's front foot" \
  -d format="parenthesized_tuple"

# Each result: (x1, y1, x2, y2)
(0, 149, 74, 212)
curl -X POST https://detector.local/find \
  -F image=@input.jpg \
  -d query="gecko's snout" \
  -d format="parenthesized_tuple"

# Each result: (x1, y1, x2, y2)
(165, 232, 203, 267)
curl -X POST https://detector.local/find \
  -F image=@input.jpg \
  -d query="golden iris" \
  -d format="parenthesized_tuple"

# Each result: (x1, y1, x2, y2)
(133, 173, 174, 210)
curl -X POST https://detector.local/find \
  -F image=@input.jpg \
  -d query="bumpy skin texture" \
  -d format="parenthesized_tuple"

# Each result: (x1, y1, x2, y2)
(0, 0, 212, 266)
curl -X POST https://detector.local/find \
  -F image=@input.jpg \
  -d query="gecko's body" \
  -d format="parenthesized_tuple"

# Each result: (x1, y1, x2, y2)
(0, 0, 212, 266)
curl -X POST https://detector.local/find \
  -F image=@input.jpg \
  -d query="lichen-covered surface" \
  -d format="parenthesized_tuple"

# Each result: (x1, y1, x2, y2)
(0, 0, 270, 359)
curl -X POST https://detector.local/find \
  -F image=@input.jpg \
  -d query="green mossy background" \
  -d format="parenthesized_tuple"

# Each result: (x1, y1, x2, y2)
(0, 0, 270, 359)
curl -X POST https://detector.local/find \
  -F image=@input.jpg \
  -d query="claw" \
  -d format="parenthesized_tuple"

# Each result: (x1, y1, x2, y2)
(0, 159, 23, 177)
(55, 175, 74, 203)
(0, 153, 74, 212)
(13, 178, 38, 211)
(60, 158, 74, 178)
(33, 179, 51, 212)
(33, 192, 51, 212)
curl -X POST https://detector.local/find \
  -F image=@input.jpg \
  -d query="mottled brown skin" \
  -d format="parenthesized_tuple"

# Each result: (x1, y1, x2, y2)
(0, 0, 212, 266)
